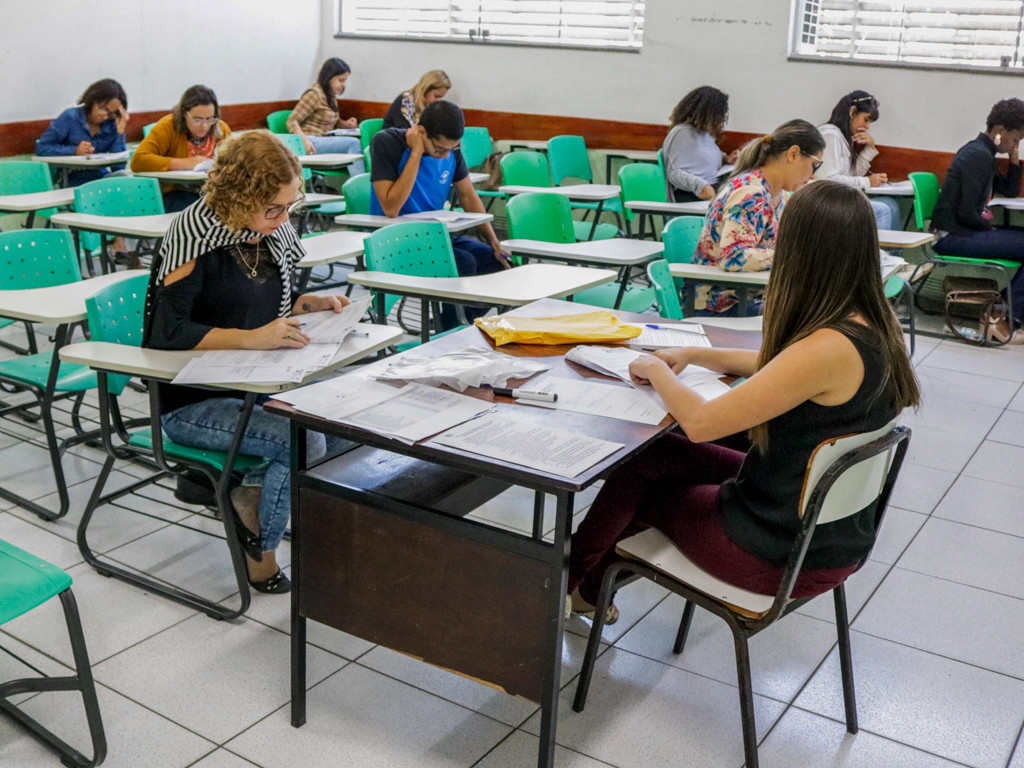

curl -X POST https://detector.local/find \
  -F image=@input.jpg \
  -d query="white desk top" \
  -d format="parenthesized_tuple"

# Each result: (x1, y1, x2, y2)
(31, 152, 130, 168)
(606, 149, 659, 162)
(58, 323, 402, 394)
(133, 170, 207, 183)
(867, 181, 914, 196)
(500, 238, 664, 265)
(302, 192, 345, 208)
(989, 197, 1024, 210)
(49, 211, 178, 238)
(298, 153, 362, 169)
(348, 263, 616, 305)
(498, 184, 621, 201)
(0, 271, 140, 324)
(334, 211, 493, 233)
(668, 263, 770, 286)
(508, 140, 548, 150)
(0, 188, 76, 213)
(469, 172, 490, 185)
(297, 230, 370, 269)
(625, 199, 710, 215)
(877, 229, 933, 249)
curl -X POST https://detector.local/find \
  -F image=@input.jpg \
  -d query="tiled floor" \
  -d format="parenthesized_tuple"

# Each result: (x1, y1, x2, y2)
(2, 316, 1024, 768)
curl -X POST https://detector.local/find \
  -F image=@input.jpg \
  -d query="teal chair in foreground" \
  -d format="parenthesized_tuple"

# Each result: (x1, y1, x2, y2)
(648, 259, 684, 320)
(72, 176, 164, 272)
(662, 215, 705, 298)
(619, 162, 667, 239)
(266, 110, 291, 134)
(343, 173, 372, 215)
(0, 539, 106, 767)
(506, 192, 655, 312)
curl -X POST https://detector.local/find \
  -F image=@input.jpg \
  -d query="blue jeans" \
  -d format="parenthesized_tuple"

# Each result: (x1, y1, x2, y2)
(161, 398, 346, 551)
(439, 236, 505, 329)
(935, 227, 1024, 323)
(870, 196, 901, 231)
(307, 135, 366, 175)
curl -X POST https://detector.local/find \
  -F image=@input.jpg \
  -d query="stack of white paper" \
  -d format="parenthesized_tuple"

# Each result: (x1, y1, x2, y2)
(624, 323, 712, 349)
(297, 296, 372, 343)
(565, 345, 645, 385)
(403, 210, 480, 223)
(525, 376, 668, 425)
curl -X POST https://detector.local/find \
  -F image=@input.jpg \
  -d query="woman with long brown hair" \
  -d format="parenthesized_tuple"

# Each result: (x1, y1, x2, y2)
(567, 180, 920, 623)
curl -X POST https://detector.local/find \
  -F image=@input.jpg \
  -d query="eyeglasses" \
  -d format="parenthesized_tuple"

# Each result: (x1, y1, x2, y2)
(804, 153, 824, 173)
(97, 106, 121, 117)
(427, 136, 461, 154)
(264, 193, 306, 220)
(187, 114, 220, 126)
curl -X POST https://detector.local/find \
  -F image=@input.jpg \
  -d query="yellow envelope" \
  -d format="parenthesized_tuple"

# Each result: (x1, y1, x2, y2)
(475, 312, 642, 346)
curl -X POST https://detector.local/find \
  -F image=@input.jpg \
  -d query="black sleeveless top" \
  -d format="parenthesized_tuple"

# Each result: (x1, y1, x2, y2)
(718, 324, 899, 570)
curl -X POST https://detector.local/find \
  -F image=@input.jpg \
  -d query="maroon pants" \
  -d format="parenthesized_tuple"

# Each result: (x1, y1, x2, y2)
(568, 433, 859, 605)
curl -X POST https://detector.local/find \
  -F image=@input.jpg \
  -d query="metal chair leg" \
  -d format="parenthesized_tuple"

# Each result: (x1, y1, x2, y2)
(572, 561, 622, 713)
(672, 600, 695, 654)
(833, 584, 859, 733)
(731, 628, 760, 768)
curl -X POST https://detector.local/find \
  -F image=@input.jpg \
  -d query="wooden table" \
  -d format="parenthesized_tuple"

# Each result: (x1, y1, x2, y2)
(274, 296, 761, 768)
(0, 188, 76, 228)
(499, 184, 622, 240)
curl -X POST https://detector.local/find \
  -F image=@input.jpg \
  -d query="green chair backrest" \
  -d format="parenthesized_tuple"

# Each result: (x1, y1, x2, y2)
(85, 273, 149, 395)
(360, 118, 384, 150)
(618, 163, 666, 222)
(274, 134, 313, 182)
(647, 260, 683, 320)
(506, 192, 575, 244)
(0, 229, 81, 289)
(908, 171, 940, 231)
(548, 135, 593, 186)
(500, 151, 552, 187)
(657, 148, 665, 178)
(74, 177, 165, 253)
(662, 216, 703, 264)
(142, 122, 157, 138)
(0, 538, 73, 624)
(266, 110, 292, 134)
(343, 173, 372, 215)
(461, 127, 493, 169)
(0, 161, 56, 224)
(363, 221, 459, 316)
(363, 145, 372, 173)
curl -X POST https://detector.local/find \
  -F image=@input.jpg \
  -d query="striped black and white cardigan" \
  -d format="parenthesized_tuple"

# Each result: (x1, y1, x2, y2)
(157, 197, 306, 318)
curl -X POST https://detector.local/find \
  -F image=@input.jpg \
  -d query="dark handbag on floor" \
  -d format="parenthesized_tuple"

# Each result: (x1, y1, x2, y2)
(943, 275, 1005, 345)
(479, 152, 506, 191)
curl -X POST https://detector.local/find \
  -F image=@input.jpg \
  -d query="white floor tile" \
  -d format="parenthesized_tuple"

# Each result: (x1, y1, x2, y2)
(795, 632, 1024, 768)
(1007, 384, 1024, 413)
(900, 394, 1003, 439)
(963, 440, 1024, 489)
(902, 423, 983, 473)
(888, 463, 957, 514)
(758, 707, 967, 768)
(915, 365, 1021, 409)
(988, 409, 1024, 447)
(474, 730, 613, 768)
(188, 749, 262, 768)
(521, 646, 786, 768)
(898, 517, 1024, 600)
(933, 475, 1024, 537)
(921, 343, 1024, 382)
(0, 441, 103, 503)
(225, 664, 511, 768)
(0, 511, 85, 569)
(0, 629, 74, 705)
(93, 613, 347, 744)
(870, 507, 927, 565)
(613, 593, 838, 703)
(795, 559, 890, 624)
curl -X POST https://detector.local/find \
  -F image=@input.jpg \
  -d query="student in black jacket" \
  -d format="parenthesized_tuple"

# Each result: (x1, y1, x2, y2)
(933, 98, 1024, 342)
(932, 98, 1024, 343)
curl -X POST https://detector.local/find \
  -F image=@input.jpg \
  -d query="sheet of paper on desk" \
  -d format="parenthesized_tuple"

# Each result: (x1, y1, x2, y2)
(172, 343, 342, 384)
(403, 210, 480, 223)
(624, 323, 711, 349)
(339, 383, 494, 444)
(678, 366, 732, 400)
(528, 376, 668, 425)
(85, 151, 130, 162)
(192, 158, 213, 172)
(275, 375, 405, 419)
(297, 296, 372, 343)
(880, 251, 907, 278)
(565, 345, 646, 385)
(325, 128, 360, 137)
(430, 413, 623, 478)
(172, 360, 305, 385)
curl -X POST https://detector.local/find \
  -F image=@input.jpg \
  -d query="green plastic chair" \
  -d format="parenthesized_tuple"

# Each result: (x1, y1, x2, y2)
(619, 162, 667, 238)
(501, 152, 616, 241)
(461, 126, 493, 168)
(506, 192, 654, 312)
(363, 145, 372, 174)
(343, 173, 372, 215)
(0, 539, 106, 767)
(547, 135, 625, 228)
(142, 121, 157, 138)
(76, 270, 268, 620)
(0, 161, 58, 227)
(662, 215, 705, 298)
(909, 171, 1018, 343)
(884, 274, 916, 356)
(266, 110, 292, 134)
(360, 118, 384, 150)
(276, 134, 346, 223)
(648, 259, 684, 320)
(72, 176, 164, 267)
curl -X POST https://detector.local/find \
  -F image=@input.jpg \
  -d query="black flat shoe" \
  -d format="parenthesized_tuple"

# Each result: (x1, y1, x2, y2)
(249, 569, 291, 594)
(229, 486, 263, 562)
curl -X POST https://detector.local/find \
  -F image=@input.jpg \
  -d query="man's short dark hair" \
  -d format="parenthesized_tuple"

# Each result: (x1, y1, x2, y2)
(987, 98, 1024, 132)
(420, 101, 465, 141)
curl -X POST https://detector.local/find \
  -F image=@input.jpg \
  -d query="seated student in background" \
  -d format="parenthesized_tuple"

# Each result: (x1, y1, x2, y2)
(567, 181, 920, 623)
(932, 98, 1024, 344)
(382, 70, 451, 130)
(662, 86, 738, 203)
(147, 131, 351, 595)
(286, 58, 365, 173)
(370, 100, 509, 328)
(130, 85, 231, 212)
(36, 78, 129, 186)
(815, 90, 900, 230)
(694, 120, 825, 316)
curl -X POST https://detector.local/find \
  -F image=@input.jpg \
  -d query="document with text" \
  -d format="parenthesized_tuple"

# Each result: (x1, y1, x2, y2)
(526, 376, 668, 425)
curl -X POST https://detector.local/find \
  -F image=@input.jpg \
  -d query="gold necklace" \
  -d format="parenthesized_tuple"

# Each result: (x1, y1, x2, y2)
(235, 240, 260, 278)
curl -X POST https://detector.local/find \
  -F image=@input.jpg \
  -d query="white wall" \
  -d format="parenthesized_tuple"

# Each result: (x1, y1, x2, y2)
(0, 0, 321, 123)
(319, 0, 1023, 152)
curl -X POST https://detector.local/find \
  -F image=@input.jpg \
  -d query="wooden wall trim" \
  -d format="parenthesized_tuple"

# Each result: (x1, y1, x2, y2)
(2, 98, 956, 182)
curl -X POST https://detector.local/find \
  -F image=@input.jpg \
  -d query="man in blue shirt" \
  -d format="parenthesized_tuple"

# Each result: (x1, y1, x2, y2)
(369, 101, 509, 327)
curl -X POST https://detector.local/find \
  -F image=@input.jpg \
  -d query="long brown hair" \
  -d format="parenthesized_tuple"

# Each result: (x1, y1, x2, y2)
(731, 119, 824, 178)
(749, 181, 920, 451)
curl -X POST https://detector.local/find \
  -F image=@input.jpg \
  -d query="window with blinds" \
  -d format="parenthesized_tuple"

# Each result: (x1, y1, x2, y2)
(337, 0, 645, 51)
(790, 1, 1024, 71)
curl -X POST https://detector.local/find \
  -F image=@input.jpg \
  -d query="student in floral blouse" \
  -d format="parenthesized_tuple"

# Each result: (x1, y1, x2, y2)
(695, 119, 825, 315)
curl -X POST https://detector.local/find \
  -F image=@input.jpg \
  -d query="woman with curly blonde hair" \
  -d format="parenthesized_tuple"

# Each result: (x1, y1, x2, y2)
(145, 130, 351, 595)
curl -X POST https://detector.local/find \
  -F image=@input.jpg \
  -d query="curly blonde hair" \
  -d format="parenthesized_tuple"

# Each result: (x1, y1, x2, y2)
(204, 130, 301, 232)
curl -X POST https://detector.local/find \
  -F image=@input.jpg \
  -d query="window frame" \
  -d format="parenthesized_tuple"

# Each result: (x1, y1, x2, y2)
(333, 0, 645, 54)
(787, 0, 1024, 77)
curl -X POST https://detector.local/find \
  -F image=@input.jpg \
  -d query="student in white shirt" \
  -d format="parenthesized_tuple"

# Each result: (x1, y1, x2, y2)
(815, 90, 901, 230)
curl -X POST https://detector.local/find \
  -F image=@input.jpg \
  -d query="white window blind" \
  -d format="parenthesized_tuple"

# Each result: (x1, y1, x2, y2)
(338, 0, 645, 50)
(791, 1, 1024, 70)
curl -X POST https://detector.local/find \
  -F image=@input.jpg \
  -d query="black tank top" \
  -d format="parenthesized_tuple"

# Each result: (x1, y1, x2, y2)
(718, 323, 899, 569)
